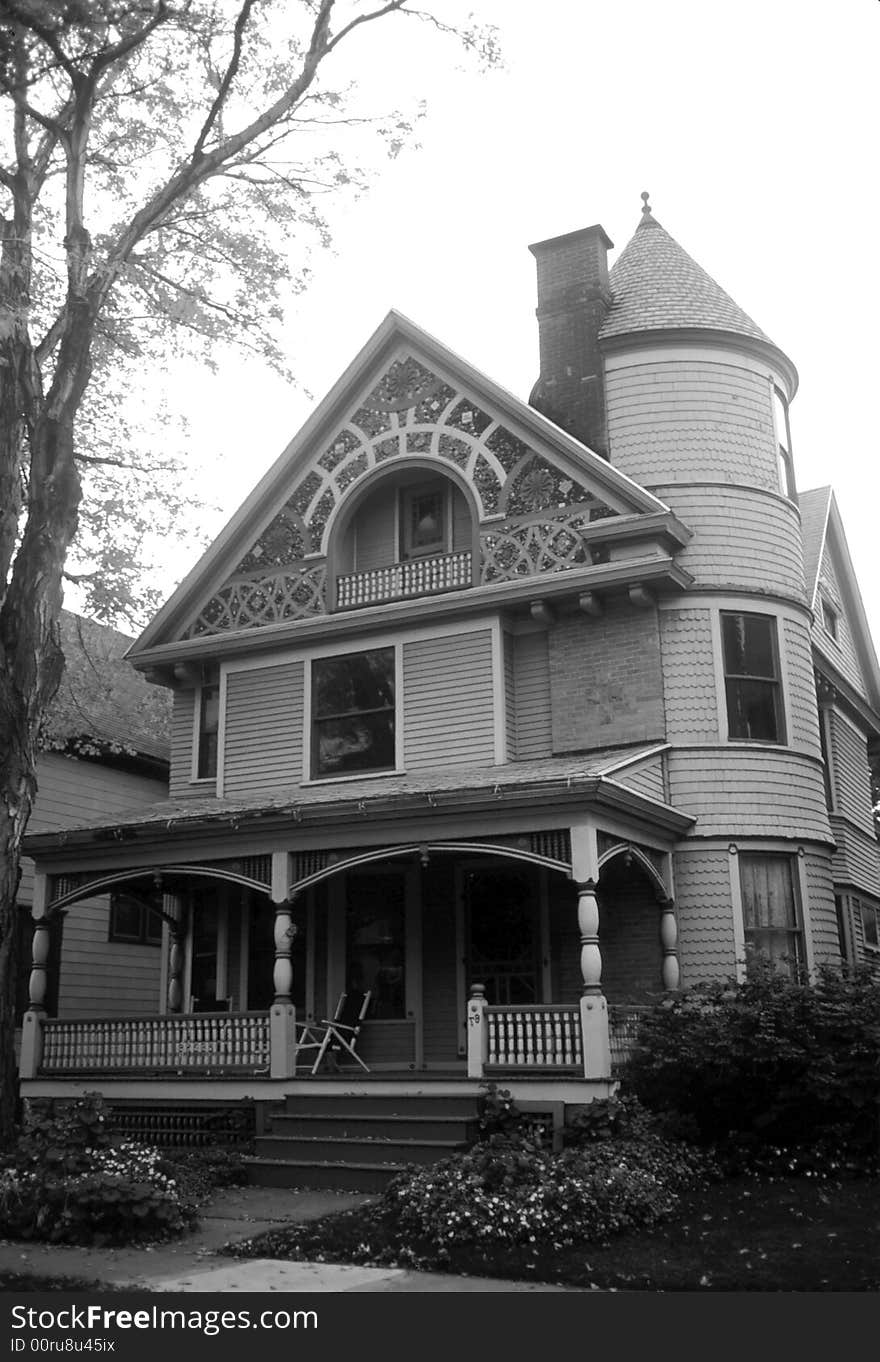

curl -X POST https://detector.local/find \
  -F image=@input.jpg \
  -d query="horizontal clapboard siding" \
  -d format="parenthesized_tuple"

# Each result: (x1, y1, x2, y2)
(829, 710, 875, 834)
(19, 756, 166, 907)
(612, 756, 666, 802)
(57, 900, 164, 1019)
(512, 632, 552, 761)
(223, 662, 304, 796)
(403, 630, 495, 769)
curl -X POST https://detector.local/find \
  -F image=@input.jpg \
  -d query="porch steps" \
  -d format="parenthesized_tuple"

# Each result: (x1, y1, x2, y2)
(245, 1090, 481, 1192)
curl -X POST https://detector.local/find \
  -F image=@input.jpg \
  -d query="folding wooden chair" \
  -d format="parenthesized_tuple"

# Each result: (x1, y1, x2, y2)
(306, 989, 372, 1074)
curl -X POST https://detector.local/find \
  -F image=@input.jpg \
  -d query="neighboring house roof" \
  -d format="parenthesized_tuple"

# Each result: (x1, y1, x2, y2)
(22, 745, 693, 855)
(799, 486, 880, 722)
(41, 612, 172, 765)
(600, 205, 775, 347)
(798, 485, 833, 613)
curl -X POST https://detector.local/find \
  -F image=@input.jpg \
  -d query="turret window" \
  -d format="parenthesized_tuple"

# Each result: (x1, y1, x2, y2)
(740, 853, 804, 977)
(721, 612, 785, 743)
(772, 388, 796, 501)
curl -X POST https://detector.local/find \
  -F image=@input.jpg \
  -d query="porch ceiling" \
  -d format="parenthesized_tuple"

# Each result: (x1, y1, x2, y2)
(24, 746, 695, 864)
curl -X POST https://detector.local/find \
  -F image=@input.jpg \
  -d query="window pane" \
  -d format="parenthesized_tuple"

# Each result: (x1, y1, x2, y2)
(741, 854, 803, 978)
(313, 648, 394, 719)
(197, 685, 220, 779)
(773, 389, 790, 453)
(862, 901, 879, 950)
(722, 614, 776, 678)
(725, 678, 780, 741)
(314, 711, 396, 777)
(312, 649, 395, 778)
(109, 894, 143, 941)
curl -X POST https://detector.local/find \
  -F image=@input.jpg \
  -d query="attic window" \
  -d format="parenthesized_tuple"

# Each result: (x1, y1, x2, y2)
(772, 388, 796, 501)
(400, 482, 448, 559)
(821, 597, 839, 642)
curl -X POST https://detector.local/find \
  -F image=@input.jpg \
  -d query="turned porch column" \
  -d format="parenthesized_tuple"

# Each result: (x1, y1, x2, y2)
(19, 876, 51, 1078)
(269, 887, 298, 1079)
(576, 878, 611, 1080)
(165, 895, 185, 1014)
(659, 897, 680, 990)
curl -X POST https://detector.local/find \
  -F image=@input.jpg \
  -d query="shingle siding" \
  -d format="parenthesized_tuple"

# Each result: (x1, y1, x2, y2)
(670, 848, 738, 984)
(659, 608, 718, 743)
(667, 749, 832, 841)
(606, 354, 779, 490)
(803, 849, 843, 969)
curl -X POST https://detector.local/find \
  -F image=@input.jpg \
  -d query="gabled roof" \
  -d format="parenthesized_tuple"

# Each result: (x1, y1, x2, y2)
(800, 486, 880, 719)
(41, 612, 171, 765)
(599, 206, 797, 393)
(130, 310, 681, 660)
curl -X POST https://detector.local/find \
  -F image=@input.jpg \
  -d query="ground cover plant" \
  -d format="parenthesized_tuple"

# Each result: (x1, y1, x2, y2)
(0, 1094, 247, 1248)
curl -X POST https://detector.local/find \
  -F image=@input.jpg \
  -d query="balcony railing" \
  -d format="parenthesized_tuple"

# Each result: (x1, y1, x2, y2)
(336, 550, 472, 610)
(39, 1012, 270, 1075)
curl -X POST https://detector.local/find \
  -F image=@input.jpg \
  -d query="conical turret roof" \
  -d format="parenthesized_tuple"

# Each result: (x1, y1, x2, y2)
(599, 200, 774, 345)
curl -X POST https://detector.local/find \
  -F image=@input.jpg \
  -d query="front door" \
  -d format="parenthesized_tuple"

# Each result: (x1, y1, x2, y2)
(464, 866, 540, 1005)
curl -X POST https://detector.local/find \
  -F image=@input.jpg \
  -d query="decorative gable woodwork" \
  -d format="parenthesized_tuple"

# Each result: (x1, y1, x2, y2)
(185, 353, 626, 638)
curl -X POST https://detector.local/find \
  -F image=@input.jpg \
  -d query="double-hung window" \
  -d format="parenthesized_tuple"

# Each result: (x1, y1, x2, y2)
(860, 899, 880, 954)
(721, 612, 785, 743)
(740, 853, 804, 977)
(109, 889, 164, 946)
(196, 683, 220, 779)
(311, 646, 396, 779)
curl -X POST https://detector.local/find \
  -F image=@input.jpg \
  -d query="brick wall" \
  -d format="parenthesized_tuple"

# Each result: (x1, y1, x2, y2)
(547, 602, 666, 753)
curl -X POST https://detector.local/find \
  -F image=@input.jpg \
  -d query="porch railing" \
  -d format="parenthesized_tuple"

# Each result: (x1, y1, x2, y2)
(336, 550, 472, 609)
(608, 1006, 648, 1071)
(485, 1004, 583, 1069)
(39, 1011, 270, 1076)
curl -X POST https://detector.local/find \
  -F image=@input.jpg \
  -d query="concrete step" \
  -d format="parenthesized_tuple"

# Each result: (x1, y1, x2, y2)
(254, 1133, 469, 1166)
(244, 1157, 406, 1193)
(267, 1112, 477, 1141)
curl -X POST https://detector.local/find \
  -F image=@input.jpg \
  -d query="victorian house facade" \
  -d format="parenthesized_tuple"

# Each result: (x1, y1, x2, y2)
(19, 201, 880, 1180)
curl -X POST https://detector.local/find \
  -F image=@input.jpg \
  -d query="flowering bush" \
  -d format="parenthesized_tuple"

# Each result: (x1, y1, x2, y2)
(0, 1098, 200, 1246)
(381, 1121, 716, 1252)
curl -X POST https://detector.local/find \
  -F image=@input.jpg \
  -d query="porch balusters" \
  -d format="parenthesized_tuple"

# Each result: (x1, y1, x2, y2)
(466, 983, 488, 1078)
(269, 895, 298, 1079)
(659, 897, 680, 990)
(576, 879, 611, 1080)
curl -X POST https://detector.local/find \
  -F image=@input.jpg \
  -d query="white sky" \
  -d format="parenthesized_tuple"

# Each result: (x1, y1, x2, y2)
(157, 0, 880, 650)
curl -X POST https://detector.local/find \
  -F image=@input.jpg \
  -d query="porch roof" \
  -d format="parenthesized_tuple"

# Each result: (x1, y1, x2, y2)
(23, 744, 695, 859)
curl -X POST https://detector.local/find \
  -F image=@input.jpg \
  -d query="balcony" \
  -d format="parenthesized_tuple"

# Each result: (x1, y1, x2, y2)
(336, 550, 473, 610)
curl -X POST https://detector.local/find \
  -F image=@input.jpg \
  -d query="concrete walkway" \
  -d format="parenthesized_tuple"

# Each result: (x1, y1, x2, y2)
(0, 1185, 583, 1293)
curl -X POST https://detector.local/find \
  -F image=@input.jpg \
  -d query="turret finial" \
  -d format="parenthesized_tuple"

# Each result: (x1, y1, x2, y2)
(641, 190, 652, 218)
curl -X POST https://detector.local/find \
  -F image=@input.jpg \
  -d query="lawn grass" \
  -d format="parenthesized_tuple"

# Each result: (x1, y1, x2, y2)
(223, 1175, 879, 1292)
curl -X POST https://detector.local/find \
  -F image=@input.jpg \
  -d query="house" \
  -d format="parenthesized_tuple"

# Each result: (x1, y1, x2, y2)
(16, 611, 171, 1030)
(19, 199, 880, 1182)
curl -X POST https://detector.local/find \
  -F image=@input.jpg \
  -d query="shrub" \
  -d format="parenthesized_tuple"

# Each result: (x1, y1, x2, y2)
(381, 1094, 716, 1253)
(0, 1142, 196, 1246)
(11, 1093, 112, 1177)
(0, 1097, 201, 1246)
(625, 960, 880, 1171)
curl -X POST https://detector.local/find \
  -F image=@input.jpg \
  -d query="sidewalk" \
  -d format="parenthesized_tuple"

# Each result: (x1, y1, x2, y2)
(0, 1185, 583, 1293)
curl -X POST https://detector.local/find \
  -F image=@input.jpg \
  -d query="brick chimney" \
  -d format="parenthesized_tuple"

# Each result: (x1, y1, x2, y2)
(528, 224, 614, 457)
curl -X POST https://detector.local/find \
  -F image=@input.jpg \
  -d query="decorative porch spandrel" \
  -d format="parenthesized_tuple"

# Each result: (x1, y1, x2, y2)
(24, 846, 674, 1082)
